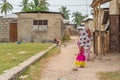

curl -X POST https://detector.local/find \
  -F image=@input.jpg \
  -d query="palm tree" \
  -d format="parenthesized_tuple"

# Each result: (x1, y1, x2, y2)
(28, 0, 42, 11)
(39, 0, 49, 11)
(20, 0, 49, 12)
(0, 0, 13, 15)
(59, 6, 70, 20)
(72, 12, 85, 25)
(20, 0, 31, 12)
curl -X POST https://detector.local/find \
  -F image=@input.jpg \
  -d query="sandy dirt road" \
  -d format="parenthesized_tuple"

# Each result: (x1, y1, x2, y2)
(40, 36, 120, 80)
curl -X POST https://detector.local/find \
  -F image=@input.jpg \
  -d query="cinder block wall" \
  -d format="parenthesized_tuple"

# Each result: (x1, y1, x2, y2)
(17, 13, 64, 42)
(0, 18, 16, 42)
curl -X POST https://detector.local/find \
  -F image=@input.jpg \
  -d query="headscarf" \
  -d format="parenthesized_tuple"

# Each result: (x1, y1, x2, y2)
(77, 27, 92, 50)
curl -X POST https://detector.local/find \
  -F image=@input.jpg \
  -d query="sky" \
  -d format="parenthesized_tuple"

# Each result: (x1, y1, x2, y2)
(0, 0, 94, 21)
(0, 0, 93, 15)
(0, 0, 109, 22)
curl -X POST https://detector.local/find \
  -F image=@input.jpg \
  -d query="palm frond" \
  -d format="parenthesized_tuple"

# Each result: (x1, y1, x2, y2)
(0, 0, 13, 15)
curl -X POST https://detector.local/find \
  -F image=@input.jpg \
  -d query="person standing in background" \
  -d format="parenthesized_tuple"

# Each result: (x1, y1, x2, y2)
(54, 38, 61, 47)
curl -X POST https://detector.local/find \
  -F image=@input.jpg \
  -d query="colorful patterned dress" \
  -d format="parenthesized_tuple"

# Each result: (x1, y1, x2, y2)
(75, 48, 86, 67)
(77, 28, 92, 61)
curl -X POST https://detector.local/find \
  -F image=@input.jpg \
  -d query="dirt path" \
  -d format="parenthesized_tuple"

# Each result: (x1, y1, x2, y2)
(40, 36, 120, 80)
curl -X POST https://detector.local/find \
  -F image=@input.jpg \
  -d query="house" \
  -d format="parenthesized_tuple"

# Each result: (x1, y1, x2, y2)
(0, 11, 65, 43)
(16, 11, 65, 42)
(65, 23, 76, 35)
(90, 0, 120, 56)
(77, 25, 84, 29)
(109, 0, 120, 53)
(0, 14, 18, 42)
(82, 15, 94, 32)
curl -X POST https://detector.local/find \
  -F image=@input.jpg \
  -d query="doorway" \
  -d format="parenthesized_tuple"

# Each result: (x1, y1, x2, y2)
(9, 23, 17, 42)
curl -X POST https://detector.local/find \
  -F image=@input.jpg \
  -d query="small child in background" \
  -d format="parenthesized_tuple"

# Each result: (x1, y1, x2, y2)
(54, 38, 61, 46)
(75, 46, 86, 67)
(72, 46, 86, 71)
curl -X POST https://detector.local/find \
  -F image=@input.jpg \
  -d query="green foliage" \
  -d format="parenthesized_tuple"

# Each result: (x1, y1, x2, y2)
(20, 0, 49, 12)
(39, 0, 49, 11)
(0, 0, 13, 15)
(20, 0, 29, 12)
(62, 31, 71, 42)
(0, 43, 52, 74)
(59, 6, 70, 20)
(72, 12, 86, 25)
(98, 71, 120, 80)
(17, 47, 61, 80)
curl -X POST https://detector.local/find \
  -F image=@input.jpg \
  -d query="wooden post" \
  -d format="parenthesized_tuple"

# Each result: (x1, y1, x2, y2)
(93, 7, 97, 30)
(93, 7, 98, 55)
(98, 2, 102, 59)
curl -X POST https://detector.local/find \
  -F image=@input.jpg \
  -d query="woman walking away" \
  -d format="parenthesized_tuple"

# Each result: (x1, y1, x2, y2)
(72, 27, 91, 71)
(77, 27, 92, 61)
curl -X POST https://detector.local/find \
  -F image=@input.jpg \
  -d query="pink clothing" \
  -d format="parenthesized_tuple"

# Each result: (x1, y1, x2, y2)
(76, 48, 86, 61)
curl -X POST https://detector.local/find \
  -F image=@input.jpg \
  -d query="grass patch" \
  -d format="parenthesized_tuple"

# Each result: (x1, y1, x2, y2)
(0, 43, 52, 74)
(98, 71, 120, 80)
(17, 46, 61, 80)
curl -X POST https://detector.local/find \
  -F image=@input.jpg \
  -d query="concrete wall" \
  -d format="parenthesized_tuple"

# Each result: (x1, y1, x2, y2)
(110, 0, 120, 14)
(0, 17, 17, 42)
(17, 13, 64, 42)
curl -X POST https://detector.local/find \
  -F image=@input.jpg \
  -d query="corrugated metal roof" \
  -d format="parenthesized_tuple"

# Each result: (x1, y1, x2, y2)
(3, 14, 18, 18)
(82, 15, 93, 22)
(15, 11, 62, 15)
(15, 11, 64, 18)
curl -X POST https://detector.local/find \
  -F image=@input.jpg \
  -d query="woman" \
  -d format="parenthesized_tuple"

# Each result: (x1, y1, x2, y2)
(77, 27, 92, 61)
(73, 27, 92, 71)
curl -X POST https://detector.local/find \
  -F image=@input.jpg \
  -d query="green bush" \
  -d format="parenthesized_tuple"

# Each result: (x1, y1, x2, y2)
(98, 71, 120, 80)
(62, 31, 71, 42)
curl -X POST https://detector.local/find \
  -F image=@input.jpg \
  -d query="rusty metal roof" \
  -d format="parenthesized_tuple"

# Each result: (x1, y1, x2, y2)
(102, 9, 109, 24)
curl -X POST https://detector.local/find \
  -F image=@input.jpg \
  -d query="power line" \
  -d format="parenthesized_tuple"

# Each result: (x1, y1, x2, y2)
(86, 0, 88, 15)
(10, 4, 90, 7)
(48, 4, 90, 6)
